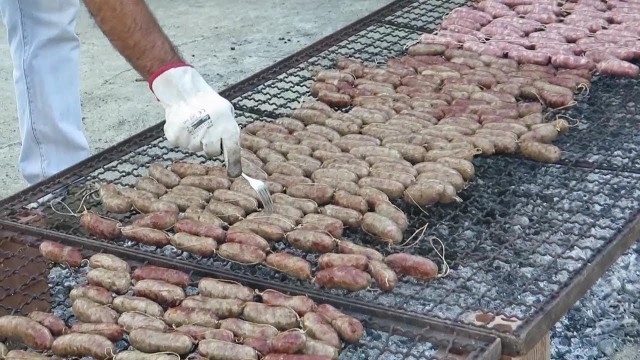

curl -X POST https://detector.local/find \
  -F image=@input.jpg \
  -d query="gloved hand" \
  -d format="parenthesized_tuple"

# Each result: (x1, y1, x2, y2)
(149, 63, 242, 177)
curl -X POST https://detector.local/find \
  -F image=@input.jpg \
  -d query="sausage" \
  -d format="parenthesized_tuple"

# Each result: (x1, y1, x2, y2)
(287, 154, 322, 177)
(130, 196, 181, 214)
(265, 252, 313, 280)
(217, 242, 267, 264)
(519, 141, 561, 163)
(112, 295, 164, 317)
(244, 329, 307, 355)
(436, 157, 475, 180)
(121, 225, 171, 248)
(117, 312, 168, 332)
(230, 219, 285, 242)
(597, 59, 640, 77)
(271, 193, 319, 215)
(276, 117, 307, 133)
(314, 304, 364, 343)
(176, 325, 235, 342)
(259, 289, 317, 316)
(306, 124, 342, 142)
(115, 351, 180, 360)
(300, 213, 344, 239)
(0, 315, 54, 351)
(314, 265, 372, 292)
(357, 177, 405, 200)
(385, 253, 438, 280)
(129, 328, 194, 355)
(132, 279, 186, 306)
(312, 168, 359, 183)
(337, 240, 384, 261)
(80, 211, 122, 240)
(219, 318, 279, 339)
(301, 338, 340, 360)
(170, 185, 213, 201)
(171, 162, 209, 178)
(174, 219, 227, 242)
(361, 212, 403, 244)
(302, 313, 341, 349)
(88, 253, 130, 272)
(286, 183, 334, 206)
(39, 241, 83, 267)
(131, 211, 178, 230)
(262, 355, 334, 360)
(286, 229, 336, 253)
(87, 268, 131, 295)
(198, 278, 255, 301)
(373, 201, 408, 231)
(368, 168, 415, 188)
(416, 168, 466, 191)
(3, 350, 51, 360)
(27, 312, 67, 336)
(197, 339, 259, 360)
(132, 265, 191, 287)
(244, 121, 290, 135)
(331, 190, 368, 214)
(135, 176, 168, 197)
(272, 203, 304, 220)
(148, 163, 181, 188)
(72, 298, 119, 324)
(291, 108, 329, 126)
(203, 198, 249, 223)
(245, 213, 297, 232)
(51, 333, 114, 360)
(69, 284, 114, 305)
(163, 306, 220, 328)
(181, 295, 245, 319)
(226, 230, 271, 252)
(100, 183, 134, 213)
(319, 205, 363, 229)
(318, 253, 369, 271)
(180, 175, 232, 193)
(357, 186, 389, 209)
(313, 177, 360, 195)
(170, 232, 219, 257)
(350, 145, 403, 160)
(368, 259, 399, 292)
(242, 302, 299, 331)
(70, 323, 124, 342)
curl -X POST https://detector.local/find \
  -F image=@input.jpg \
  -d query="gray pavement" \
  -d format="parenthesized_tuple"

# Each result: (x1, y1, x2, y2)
(1, 1, 639, 359)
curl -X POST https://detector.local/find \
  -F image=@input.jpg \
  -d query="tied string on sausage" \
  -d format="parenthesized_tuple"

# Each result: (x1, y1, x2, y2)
(248, 213, 297, 229)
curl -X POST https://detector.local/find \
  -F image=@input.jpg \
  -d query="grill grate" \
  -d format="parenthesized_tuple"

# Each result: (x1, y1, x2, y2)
(0, 234, 500, 360)
(0, 0, 640, 357)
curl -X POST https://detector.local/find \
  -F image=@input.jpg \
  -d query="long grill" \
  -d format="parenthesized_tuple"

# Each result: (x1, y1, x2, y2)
(1, 0, 639, 357)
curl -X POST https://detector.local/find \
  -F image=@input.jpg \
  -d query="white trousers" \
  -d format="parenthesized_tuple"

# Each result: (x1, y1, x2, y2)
(0, 0, 90, 186)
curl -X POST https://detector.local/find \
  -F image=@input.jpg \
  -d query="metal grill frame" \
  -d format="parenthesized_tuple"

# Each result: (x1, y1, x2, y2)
(0, 229, 502, 360)
(0, 0, 639, 357)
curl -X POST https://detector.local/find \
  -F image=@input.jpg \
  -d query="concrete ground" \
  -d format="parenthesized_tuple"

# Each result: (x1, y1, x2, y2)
(1, 1, 639, 359)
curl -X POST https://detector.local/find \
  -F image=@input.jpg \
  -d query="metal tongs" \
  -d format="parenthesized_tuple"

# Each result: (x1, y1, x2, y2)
(224, 142, 273, 213)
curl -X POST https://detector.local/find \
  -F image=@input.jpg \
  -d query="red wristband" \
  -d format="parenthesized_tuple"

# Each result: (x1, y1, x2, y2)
(147, 61, 193, 91)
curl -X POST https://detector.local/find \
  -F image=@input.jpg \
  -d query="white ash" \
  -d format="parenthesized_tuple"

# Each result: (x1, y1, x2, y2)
(551, 242, 640, 359)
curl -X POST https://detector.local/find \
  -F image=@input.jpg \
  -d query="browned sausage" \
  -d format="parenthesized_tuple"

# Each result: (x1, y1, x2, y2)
(285, 229, 336, 253)
(79, 211, 121, 240)
(265, 252, 313, 280)
(242, 302, 300, 331)
(314, 266, 372, 292)
(39, 241, 83, 267)
(163, 306, 220, 328)
(131, 211, 179, 230)
(259, 290, 317, 316)
(198, 278, 255, 301)
(175, 325, 235, 342)
(121, 225, 171, 248)
(218, 318, 279, 339)
(129, 328, 194, 355)
(300, 214, 344, 239)
(318, 253, 369, 271)
(27, 311, 68, 336)
(173, 219, 226, 242)
(315, 304, 364, 343)
(88, 253, 130, 273)
(51, 333, 115, 360)
(72, 298, 119, 324)
(132, 279, 186, 306)
(337, 240, 384, 261)
(217, 242, 267, 264)
(0, 315, 54, 350)
(230, 219, 285, 242)
(385, 253, 439, 280)
(180, 295, 245, 319)
(197, 339, 259, 360)
(132, 265, 191, 287)
(112, 295, 164, 317)
(86, 268, 131, 295)
(70, 323, 124, 342)
(361, 212, 403, 245)
(69, 285, 114, 305)
(302, 313, 341, 349)
(117, 312, 168, 332)
(368, 259, 399, 292)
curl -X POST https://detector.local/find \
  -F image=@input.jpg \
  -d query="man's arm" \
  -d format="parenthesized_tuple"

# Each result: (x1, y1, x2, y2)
(83, 0, 183, 80)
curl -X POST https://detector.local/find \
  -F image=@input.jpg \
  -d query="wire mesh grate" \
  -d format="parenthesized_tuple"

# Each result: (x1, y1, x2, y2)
(381, 0, 471, 32)
(0, 235, 499, 360)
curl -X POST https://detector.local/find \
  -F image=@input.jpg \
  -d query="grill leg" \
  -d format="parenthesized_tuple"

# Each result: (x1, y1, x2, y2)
(501, 333, 550, 360)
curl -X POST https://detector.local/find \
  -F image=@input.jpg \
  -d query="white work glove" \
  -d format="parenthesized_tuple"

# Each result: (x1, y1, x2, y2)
(149, 63, 242, 177)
